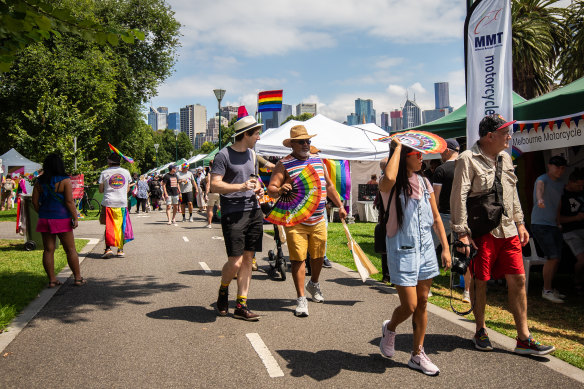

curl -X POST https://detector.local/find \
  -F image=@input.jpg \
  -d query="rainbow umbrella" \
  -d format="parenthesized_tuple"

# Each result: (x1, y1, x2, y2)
(375, 130, 447, 154)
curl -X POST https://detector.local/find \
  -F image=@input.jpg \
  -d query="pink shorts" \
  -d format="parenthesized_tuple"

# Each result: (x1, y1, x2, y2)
(36, 218, 73, 234)
(472, 234, 524, 281)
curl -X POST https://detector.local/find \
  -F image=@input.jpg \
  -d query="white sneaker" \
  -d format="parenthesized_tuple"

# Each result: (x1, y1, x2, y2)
(428, 290, 433, 297)
(101, 249, 114, 259)
(408, 347, 440, 376)
(542, 289, 564, 303)
(206, 223, 212, 229)
(306, 280, 324, 303)
(189, 216, 193, 222)
(379, 320, 396, 358)
(295, 296, 309, 317)
(462, 290, 471, 303)
(553, 289, 566, 299)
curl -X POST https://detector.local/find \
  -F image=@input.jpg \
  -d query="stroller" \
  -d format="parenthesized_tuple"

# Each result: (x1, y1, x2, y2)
(260, 195, 288, 281)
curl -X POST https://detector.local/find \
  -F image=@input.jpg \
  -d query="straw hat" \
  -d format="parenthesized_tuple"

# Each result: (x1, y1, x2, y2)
(283, 125, 316, 147)
(233, 116, 263, 138)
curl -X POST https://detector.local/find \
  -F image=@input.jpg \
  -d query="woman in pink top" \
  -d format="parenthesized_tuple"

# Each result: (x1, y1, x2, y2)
(377, 138, 451, 376)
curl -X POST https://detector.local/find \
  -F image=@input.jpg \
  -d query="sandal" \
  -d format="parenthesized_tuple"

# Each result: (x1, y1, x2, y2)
(73, 278, 87, 287)
(48, 280, 63, 288)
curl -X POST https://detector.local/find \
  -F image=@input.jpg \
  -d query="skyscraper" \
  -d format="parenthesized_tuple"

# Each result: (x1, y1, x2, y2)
(347, 113, 359, 126)
(220, 106, 238, 123)
(402, 98, 421, 129)
(180, 104, 207, 146)
(147, 107, 167, 131)
(390, 110, 403, 132)
(207, 116, 228, 143)
(434, 82, 450, 109)
(354, 98, 376, 125)
(380, 112, 390, 132)
(279, 104, 293, 126)
(296, 103, 317, 117)
(167, 112, 180, 130)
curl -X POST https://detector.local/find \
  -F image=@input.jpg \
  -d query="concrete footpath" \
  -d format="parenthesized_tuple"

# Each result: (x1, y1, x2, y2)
(0, 212, 582, 388)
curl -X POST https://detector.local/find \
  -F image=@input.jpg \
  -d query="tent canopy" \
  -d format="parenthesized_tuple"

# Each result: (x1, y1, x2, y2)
(199, 142, 232, 167)
(513, 76, 584, 120)
(406, 92, 527, 139)
(255, 114, 387, 161)
(0, 148, 41, 175)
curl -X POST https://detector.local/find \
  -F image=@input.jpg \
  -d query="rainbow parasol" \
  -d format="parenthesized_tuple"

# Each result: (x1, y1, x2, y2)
(108, 143, 134, 164)
(374, 130, 447, 154)
(265, 164, 322, 227)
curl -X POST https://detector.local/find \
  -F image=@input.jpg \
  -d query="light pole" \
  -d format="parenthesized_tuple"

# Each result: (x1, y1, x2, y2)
(174, 129, 180, 161)
(153, 143, 159, 164)
(213, 89, 226, 149)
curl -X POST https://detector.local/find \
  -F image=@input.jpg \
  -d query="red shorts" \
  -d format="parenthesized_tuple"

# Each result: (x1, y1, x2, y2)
(36, 218, 73, 234)
(471, 234, 524, 281)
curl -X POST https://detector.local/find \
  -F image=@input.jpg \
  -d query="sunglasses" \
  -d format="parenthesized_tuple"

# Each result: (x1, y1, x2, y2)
(292, 139, 311, 145)
(406, 151, 422, 158)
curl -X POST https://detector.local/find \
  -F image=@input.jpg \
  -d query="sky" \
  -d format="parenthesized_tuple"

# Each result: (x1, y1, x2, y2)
(149, 0, 572, 125)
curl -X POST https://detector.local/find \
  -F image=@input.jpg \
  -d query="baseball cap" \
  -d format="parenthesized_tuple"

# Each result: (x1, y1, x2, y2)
(479, 114, 517, 137)
(548, 155, 567, 166)
(445, 138, 460, 151)
(169, 164, 177, 170)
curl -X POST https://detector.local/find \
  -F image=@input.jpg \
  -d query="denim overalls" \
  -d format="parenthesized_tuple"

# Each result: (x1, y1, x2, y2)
(386, 175, 440, 286)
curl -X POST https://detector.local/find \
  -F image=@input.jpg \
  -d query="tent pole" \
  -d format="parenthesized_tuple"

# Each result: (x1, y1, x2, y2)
(348, 161, 353, 218)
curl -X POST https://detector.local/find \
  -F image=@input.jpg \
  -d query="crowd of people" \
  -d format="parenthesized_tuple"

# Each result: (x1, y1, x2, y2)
(19, 112, 581, 378)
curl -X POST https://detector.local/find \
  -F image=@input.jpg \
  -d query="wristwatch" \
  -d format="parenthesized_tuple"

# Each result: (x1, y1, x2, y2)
(516, 221, 525, 226)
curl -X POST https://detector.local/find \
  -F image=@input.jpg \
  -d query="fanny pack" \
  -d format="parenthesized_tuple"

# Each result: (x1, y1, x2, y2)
(466, 155, 507, 238)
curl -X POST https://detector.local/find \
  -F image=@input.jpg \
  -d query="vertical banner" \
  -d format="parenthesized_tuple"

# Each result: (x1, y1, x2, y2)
(70, 174, 85, 199)
(465, 0, 513, 148)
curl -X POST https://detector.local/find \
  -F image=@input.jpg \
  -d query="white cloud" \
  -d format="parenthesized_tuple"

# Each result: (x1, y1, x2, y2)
(169, 0, 466, 57)
(374, 56, 405, 69)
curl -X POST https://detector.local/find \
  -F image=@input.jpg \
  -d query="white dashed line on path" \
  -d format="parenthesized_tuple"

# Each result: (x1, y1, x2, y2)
(211, 236, 224, 240)
(182, 236, 189, 242)
(246, 333, 284, 378)
(199, 262, 211, 273)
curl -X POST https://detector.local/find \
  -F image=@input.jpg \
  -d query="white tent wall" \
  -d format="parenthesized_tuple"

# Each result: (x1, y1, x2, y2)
(0, 148, 42, 176)
(349, 161, 380, 219)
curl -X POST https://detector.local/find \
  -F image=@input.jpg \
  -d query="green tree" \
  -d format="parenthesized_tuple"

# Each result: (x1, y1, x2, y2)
(556, 1, 584, 84)
(511, 0, 566, 99)
(281, 112, 314, 124)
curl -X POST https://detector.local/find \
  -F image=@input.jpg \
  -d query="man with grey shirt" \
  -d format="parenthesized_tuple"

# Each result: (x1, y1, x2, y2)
(211, 116, 264, 321)
(177, 163, 198, 222)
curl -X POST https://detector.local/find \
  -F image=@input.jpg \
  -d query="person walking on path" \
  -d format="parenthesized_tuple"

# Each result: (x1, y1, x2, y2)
(32, 153, 85, 287)
(163, 165, 180, 225)
(148, 174, 163, 211)
(267, 125, 347, 318)
(177, 163, 197, 222)
(135, 175, 149, 214)
(531, 155, 567, 303)
(1, 175, 15, 211)
(98, 153, 134, 258)
(211, 116, 264, 321)
(451, 114, 555, 356)
(377, 137, 451, 376)
(205, 161, 221, 228)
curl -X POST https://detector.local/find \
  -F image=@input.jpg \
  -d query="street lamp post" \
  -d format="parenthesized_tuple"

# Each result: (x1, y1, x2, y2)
(213, 89, 226, 149)
(153, 143, 159, 164)
(173, 130, 180, 161)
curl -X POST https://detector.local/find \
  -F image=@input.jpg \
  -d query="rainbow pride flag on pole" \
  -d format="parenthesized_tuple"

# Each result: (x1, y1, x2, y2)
(258, 90, 283, 112)
(105, 207, 134, 249)
(323, 159, 351, 201)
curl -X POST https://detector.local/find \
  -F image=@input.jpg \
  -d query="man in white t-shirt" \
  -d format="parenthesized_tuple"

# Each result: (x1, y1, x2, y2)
(99, 153, 133, 258)
(177, 163, 198, 222)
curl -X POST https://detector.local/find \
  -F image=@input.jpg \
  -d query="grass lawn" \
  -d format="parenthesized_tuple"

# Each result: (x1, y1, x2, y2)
(0, 208, 17, 222)
(269, 222, 584, 370)
(0, 239, 89, 332)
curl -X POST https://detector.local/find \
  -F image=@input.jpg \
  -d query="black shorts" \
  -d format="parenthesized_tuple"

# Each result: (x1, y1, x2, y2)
(220, 209, 263, 257)
(181, 191, 194, 204)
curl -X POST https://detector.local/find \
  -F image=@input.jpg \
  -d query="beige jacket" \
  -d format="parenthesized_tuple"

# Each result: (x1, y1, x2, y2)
(450, 142, 524, 238)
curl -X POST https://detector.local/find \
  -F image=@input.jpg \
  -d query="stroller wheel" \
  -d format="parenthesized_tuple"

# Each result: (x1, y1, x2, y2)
(25, 240, 36, 251)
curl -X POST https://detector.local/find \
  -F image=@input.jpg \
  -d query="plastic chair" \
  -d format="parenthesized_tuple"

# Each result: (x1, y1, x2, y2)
(523, 238, 546, 294)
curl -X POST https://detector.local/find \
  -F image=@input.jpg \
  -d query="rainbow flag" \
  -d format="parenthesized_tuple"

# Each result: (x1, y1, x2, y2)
(104, 207, 134, 248)
(323, 159, 351, 201)
(258, 90, 283, 112)
(258, 166, 272, 187)
(108, 143, 134, 164)
(511, 146, 523, 161)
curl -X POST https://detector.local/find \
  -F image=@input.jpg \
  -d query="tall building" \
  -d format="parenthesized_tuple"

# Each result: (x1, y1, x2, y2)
(167, 112, 180, 130)
(296, 103, 317, 117)
(279, 104, 293, 126)
(434, 82, 450, 109)
(354, 98, 376, 125)
(347, 113, 359, 126)
(147, 107, 167, 131)
(402, 98, 421, 129)
(180, 104, 207, 146)
(390, 110, 403, 132)
(260, 104, 293, 129)
(422, 107, 454, 124)
(207, 115, 228, 143)
(220, 106, 238, 123)
(194, 133, 207, 150)
(380, 112, 390, 132)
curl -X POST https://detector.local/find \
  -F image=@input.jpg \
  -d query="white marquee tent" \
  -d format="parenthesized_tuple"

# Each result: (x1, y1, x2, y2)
(0, 148, 41, 176)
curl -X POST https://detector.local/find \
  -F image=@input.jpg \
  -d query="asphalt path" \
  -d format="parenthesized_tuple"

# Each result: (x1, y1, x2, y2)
(0, 211, 581, 388)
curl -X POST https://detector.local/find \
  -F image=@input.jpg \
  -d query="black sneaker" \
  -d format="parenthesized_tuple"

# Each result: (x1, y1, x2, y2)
(473, 328, 493, 351)
(322, 257, 332, 268)
(216, 290, 228, 316)
(514, 335, 555, 355)
(233, 305, 259, 321)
